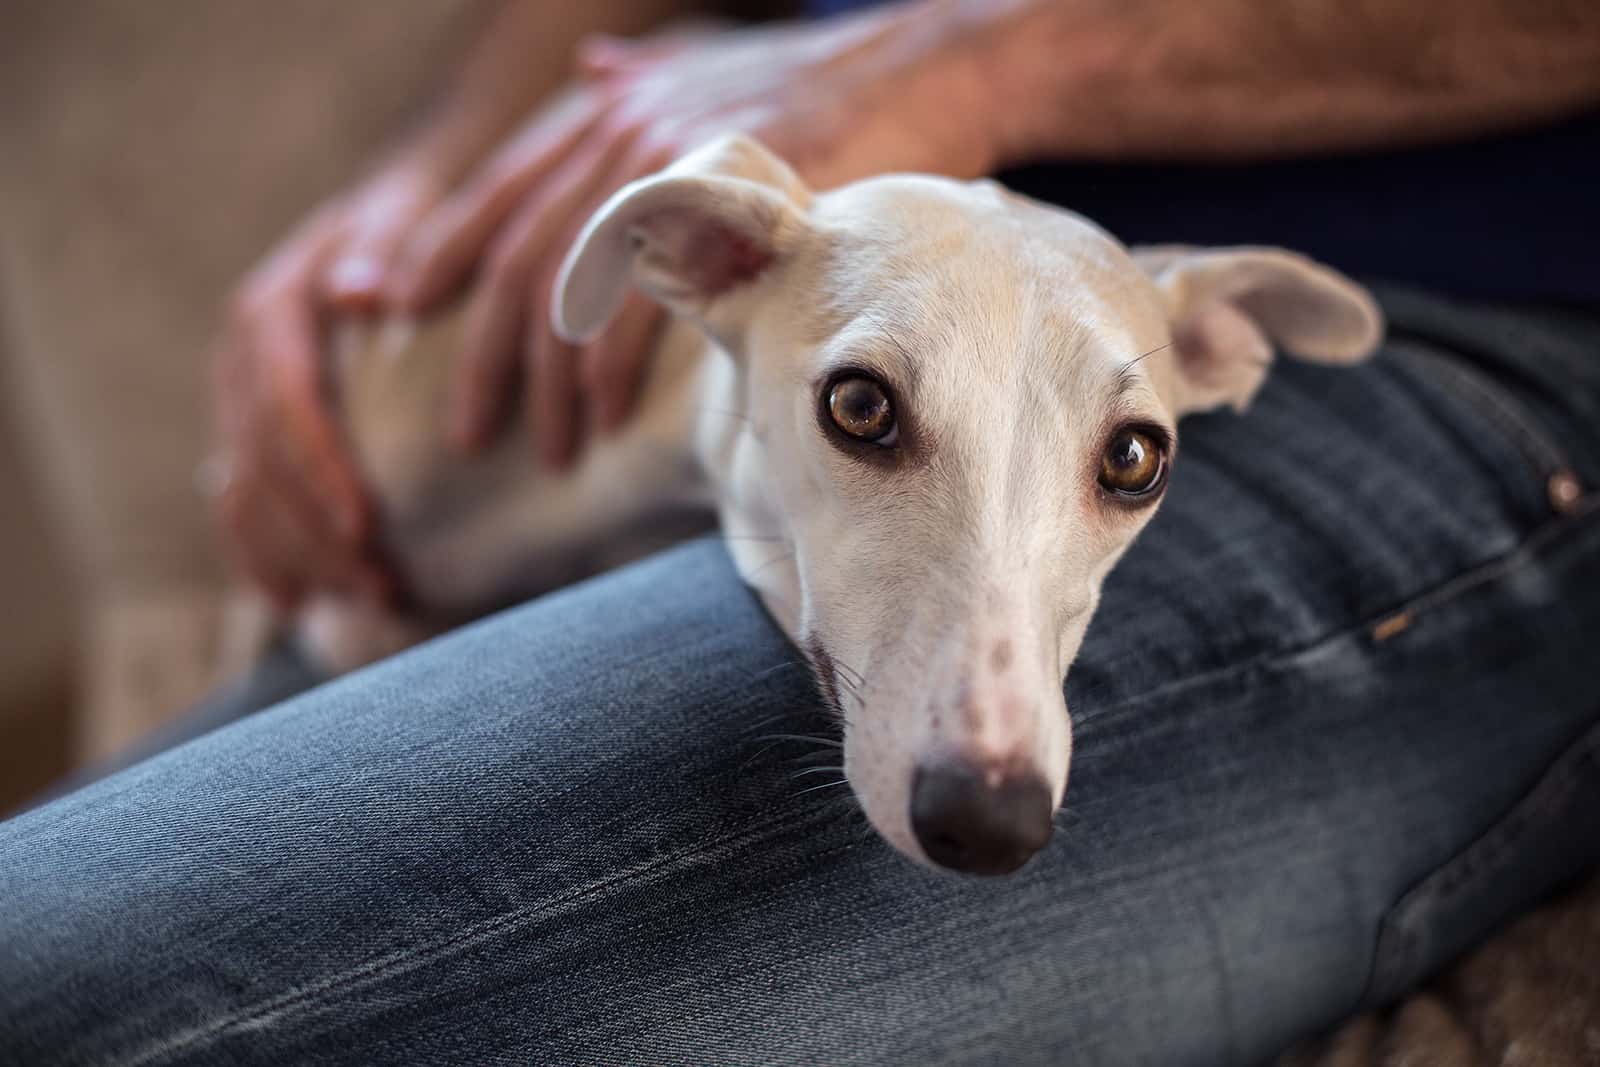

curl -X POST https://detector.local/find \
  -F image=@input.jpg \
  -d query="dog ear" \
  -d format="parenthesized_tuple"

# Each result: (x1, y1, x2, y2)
(554, 135, 811, 347)
(1132, 245, 1383, 414)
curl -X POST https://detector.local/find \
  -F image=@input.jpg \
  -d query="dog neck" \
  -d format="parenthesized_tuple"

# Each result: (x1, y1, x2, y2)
(686, 334, 805, 638)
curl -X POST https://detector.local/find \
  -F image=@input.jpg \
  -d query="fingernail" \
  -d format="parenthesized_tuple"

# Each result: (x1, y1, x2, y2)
(580, 34, 624, 62)
(330, 257, 382, 297)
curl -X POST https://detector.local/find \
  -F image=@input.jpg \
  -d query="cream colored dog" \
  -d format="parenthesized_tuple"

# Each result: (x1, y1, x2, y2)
(304, 135, 1382, 875)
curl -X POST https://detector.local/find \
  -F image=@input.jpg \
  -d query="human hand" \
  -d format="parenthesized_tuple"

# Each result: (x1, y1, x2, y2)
(386, 10, 1004, 467)
(211, 164, 447, 612)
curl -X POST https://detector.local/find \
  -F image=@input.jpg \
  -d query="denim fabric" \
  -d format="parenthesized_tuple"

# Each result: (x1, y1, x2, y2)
(2, 288, 1598, 1066)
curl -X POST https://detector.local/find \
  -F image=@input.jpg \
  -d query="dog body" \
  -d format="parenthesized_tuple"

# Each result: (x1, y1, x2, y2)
(309, 309, 713, 664)
(305, 136, 1382, 874)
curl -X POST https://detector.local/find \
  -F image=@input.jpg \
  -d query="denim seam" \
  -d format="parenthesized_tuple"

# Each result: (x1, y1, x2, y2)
(1385, 338, 1571, 488)
(408, 830, 873, 1062)
(1363, 719, 1600, 1006)
(1380, 494, 1595, 620)
(114, 806, 834, 1067)
(1077, 494, 1599, 732)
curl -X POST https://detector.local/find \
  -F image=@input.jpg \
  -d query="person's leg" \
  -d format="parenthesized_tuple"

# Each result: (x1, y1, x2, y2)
(2, 290, 1598, 1067)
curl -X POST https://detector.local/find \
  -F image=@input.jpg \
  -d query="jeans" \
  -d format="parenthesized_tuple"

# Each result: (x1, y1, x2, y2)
(3, 285, 1599, 1066)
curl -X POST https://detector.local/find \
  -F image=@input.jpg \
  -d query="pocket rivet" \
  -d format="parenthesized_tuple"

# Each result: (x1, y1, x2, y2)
(1547, 469, 1584, 515)
(1373, 611, 1414, 642)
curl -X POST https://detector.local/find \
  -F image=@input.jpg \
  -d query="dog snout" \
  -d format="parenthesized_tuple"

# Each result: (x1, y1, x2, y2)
(910, 760, 1053, 876)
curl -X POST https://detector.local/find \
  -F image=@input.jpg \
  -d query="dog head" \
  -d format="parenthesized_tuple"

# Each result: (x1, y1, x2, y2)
(556, 135, 1381, 876)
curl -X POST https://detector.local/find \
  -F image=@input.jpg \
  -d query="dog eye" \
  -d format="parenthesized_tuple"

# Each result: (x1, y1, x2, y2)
(1098, 427, 1168, 498)
(826, 375, 898, 446)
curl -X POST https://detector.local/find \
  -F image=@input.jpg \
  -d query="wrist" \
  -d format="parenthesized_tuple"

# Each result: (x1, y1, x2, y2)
(853, 0, 1028, 177)
(922, 0, 1204, 169)
(950, 0, 1101, 169)
(881, 0, 1091, 174)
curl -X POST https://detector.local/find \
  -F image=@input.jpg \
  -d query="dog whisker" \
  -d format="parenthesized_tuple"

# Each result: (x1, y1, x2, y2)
(697, 405, 755, 425)
(802, 789, 869, 833)
(829, 680, 861, 706)
(741, 710, 800, 734)
(740, 723, 844, 771)
(745, 550, 795, 582)
(1121, 340, 1174, 370)
(827, 661, 870, 715)
(790, 765, 845, 779)
(748, 661, 806, 685)
(786, 750, 846, 768)
(739, 724, 818, 768)
(791, 778, 850, 798)
(738, 743, 785, 770)
(823, 676, 864, 715)
(851, 810, 876, 840)
(831, 657, 868, 693)
(818, 791, 867, 824)
(750, 733, 843, 748)
(825, 661, 863, 696)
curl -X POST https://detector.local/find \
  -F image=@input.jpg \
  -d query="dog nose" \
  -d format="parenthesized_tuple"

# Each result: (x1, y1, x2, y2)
(910, 761, 1054, 876)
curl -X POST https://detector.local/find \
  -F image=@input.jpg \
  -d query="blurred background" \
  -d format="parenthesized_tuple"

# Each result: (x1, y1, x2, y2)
(0, 1, 492, 810)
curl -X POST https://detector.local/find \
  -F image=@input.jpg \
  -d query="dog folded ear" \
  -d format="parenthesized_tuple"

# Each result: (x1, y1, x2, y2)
(1132, 246, 1384, 414)
(554, 135, 811, 347)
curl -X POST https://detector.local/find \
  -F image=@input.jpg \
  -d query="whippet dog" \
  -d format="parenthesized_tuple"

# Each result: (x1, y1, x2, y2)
(302, 135, 1382, 875)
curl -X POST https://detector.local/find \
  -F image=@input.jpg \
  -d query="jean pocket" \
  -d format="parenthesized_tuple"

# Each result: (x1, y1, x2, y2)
(1385, 337, 1588, 524)
(1364, 717, 1600, 1007)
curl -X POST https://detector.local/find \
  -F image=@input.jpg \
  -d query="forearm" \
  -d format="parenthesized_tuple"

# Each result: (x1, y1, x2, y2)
(947, 0, 1600, 164)
(391, 0, 708, 184)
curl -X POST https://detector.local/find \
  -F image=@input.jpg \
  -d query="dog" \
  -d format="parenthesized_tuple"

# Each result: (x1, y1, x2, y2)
(300, 134, 1382, 876)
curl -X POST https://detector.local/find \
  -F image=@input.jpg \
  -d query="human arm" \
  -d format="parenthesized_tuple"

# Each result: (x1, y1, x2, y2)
(973, 0, 1600, 164)
(213, 0, 701, 609)
(392, 0, 1600, 468)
